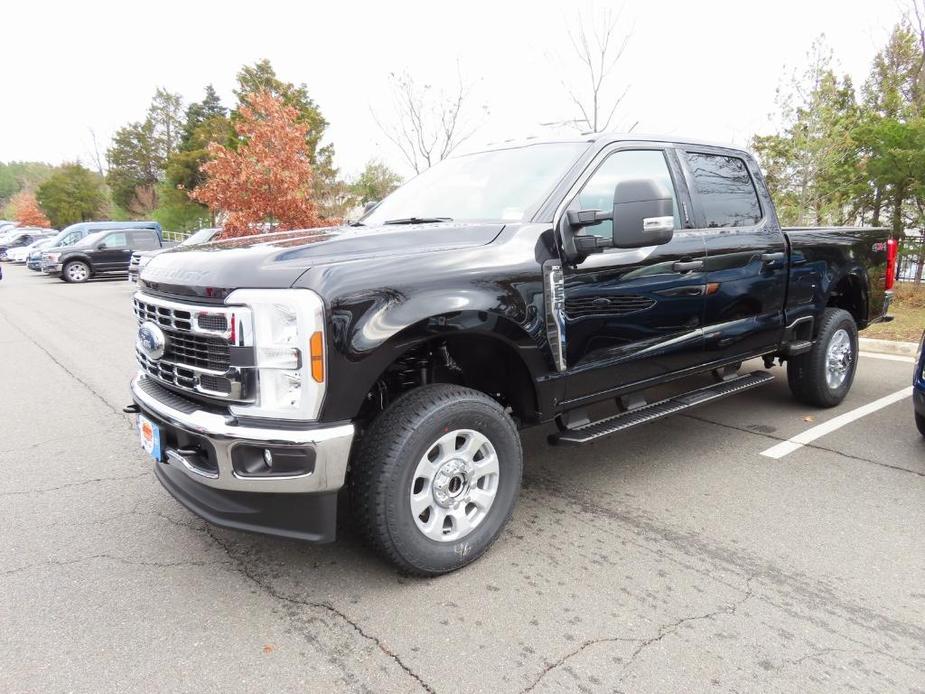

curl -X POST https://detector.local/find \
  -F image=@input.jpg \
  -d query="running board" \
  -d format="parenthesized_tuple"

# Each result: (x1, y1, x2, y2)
(550, 371, 775, 446)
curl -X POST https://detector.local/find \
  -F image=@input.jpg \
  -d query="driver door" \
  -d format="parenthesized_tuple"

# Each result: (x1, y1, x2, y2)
(562, 147, 708, 402)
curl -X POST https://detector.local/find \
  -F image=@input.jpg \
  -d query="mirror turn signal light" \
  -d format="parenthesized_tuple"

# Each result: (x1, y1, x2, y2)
(309, 331, 324, 383)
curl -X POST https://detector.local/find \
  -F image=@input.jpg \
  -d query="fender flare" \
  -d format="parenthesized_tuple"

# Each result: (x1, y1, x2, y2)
(323, 297, 550, 422)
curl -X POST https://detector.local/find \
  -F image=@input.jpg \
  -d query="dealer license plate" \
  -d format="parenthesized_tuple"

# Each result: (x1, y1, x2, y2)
(138, 414, 163, 462)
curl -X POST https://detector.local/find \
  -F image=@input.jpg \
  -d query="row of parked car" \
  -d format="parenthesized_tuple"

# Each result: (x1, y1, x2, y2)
(0, 220, 220, 283)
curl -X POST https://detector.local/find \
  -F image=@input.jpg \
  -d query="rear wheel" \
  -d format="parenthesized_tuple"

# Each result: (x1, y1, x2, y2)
(916, 412, 925, 438)
(63, 261, 90, 283)
(350, 384, 522, 576)
(787, 308, 858, 407)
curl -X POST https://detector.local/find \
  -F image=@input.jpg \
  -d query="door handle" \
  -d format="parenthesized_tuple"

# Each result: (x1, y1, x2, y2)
(672, 259, 704, 273)
(761, 252, 786, 266)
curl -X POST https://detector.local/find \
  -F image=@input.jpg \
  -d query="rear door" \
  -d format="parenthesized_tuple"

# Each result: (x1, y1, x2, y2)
(561, 145, 708, 401)
(679, 149, 787, 362)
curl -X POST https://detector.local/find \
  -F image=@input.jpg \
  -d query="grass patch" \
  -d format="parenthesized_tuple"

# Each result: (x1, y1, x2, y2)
(864, 283, 925, 343)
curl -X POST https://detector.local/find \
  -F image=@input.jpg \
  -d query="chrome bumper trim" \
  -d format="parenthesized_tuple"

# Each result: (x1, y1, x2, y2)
(131, 373, 354, 493)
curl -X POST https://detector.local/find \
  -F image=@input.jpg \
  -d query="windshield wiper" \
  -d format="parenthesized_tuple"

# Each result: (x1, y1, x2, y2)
(383, 216, 453, 225)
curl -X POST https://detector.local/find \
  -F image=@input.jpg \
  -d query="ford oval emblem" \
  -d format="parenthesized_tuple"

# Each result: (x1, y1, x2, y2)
(137, 321, 167, 361)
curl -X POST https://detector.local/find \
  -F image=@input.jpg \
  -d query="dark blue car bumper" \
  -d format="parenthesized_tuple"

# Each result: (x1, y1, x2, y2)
(915, 333, 925, 417)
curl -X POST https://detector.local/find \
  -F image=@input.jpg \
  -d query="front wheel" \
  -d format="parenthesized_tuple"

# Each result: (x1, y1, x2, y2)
(350, 384, 523, 576)
(916, 412, 925, 438)
(787, 308, 858, 408)
(62, 261, 91, 283)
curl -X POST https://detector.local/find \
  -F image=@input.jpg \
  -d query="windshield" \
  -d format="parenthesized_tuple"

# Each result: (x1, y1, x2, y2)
(181, 228, 217, 246)
(50, 229, 82, 247)
(362, 142, 588, 225)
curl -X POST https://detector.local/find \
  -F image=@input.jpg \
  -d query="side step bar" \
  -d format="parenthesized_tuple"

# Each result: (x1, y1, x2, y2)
(550, 371, 775, 446)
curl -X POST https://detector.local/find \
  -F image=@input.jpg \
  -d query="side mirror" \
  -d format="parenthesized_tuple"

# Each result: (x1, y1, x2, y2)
(559, 177, 675, 263)
(611, 179, 675, 249)
(363, 200, 380, 214)
(97, 243, 107, 250)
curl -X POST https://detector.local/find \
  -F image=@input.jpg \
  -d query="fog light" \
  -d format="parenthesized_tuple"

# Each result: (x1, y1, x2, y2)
(232, 445, 316, 477)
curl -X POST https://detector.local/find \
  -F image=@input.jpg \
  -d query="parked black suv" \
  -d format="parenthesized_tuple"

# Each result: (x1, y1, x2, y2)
(44, 228, 164, 283)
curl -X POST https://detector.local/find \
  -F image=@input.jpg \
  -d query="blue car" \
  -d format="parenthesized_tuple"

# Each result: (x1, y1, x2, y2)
(915, 331, 925, 437)
(26, 238, 55, 270)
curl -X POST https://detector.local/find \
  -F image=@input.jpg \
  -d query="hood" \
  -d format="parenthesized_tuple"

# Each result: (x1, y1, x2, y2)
(138, 222, 504, 300)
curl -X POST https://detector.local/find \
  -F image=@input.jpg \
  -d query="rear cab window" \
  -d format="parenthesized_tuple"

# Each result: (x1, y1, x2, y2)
(131, 230, 159, 250)
(683, 152, 761, 228)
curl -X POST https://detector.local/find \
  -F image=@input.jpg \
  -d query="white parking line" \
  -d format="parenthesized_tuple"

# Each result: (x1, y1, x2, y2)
(859, 351, 917, 364)
(760, 387, 914, 459)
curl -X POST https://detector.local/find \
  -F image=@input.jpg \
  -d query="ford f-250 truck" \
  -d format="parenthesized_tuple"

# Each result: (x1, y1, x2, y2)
(126, 134, 895, 575)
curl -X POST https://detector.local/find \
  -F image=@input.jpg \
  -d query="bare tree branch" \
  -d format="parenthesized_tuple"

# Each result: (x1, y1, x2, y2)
(373, 67, 486, 174)
(87, 128, 106, 176)
(560, 4, 634, 133)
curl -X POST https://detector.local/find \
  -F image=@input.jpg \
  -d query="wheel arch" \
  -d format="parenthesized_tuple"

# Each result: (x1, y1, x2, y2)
(323, 308, 549, 424)
(825, 271, 869, 329)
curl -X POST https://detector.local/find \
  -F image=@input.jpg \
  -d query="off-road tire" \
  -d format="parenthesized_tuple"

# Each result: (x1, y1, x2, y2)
(787, 308, 858, 407)
(350, 384, 522, 576)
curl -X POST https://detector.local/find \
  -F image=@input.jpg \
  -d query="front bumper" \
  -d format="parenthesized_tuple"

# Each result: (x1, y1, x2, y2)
(42, 262, 61, 274)
(131, 374, 355, 541)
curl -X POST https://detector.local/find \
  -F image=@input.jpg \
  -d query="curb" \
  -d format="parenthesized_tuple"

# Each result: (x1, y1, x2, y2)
(859, 337, 921, 357)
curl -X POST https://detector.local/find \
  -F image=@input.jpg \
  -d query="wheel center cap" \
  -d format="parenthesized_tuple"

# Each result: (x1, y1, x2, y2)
(432, 459, 470, 508)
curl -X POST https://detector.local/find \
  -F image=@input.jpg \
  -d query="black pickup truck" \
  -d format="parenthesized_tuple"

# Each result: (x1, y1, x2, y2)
(128, 135, 895, 575)
(44, 228, 167, 283)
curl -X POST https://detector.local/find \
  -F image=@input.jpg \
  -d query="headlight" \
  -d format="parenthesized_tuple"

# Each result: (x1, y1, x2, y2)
(225, 288, 326, 421)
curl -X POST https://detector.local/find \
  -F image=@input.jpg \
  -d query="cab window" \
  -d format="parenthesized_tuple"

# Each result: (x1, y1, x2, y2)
(131, 230, 159, 250)
(684, 152, 761, 228)
(575, 149, 680, 239)
(102, 232, 128, 248)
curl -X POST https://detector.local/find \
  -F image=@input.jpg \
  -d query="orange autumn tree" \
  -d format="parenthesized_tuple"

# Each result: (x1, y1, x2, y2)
(191, 91, 325, 237)
(10, 191, 51, 228)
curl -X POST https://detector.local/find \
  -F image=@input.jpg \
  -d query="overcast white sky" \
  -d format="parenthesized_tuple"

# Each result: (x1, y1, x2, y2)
(0, 0, 907, 179)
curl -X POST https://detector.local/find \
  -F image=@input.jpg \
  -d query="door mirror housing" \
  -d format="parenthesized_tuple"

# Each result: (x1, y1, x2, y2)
(611, 178, 675, 249)
(559, 177, 676, 263)
(97, 242, 107, 250)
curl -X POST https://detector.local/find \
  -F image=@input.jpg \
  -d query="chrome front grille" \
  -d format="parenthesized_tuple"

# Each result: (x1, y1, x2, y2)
(163, 330, 230, 371)
(133, 292, 253, 402)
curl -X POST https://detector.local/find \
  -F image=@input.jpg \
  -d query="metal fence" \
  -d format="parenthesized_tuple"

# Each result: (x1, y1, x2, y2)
(162, 229, 191, 243)
(897, 235, 924, 284)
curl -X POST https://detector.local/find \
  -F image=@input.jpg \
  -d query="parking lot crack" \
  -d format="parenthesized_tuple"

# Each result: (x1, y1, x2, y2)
(521, 636, 643, 692)
(0, 471, 148, 497)
(679, 413, 925, 477)
(521, 577, 752, 694)
(624, 577, 753, 668)
(1, 554, 231, 578)
(521, 578, 753, 691)
(204, 527, 434, 693)
(0, 302, 128, 422)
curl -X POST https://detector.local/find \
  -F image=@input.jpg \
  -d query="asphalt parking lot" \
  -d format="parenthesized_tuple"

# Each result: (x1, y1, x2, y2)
(1, 262, 923, 693)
